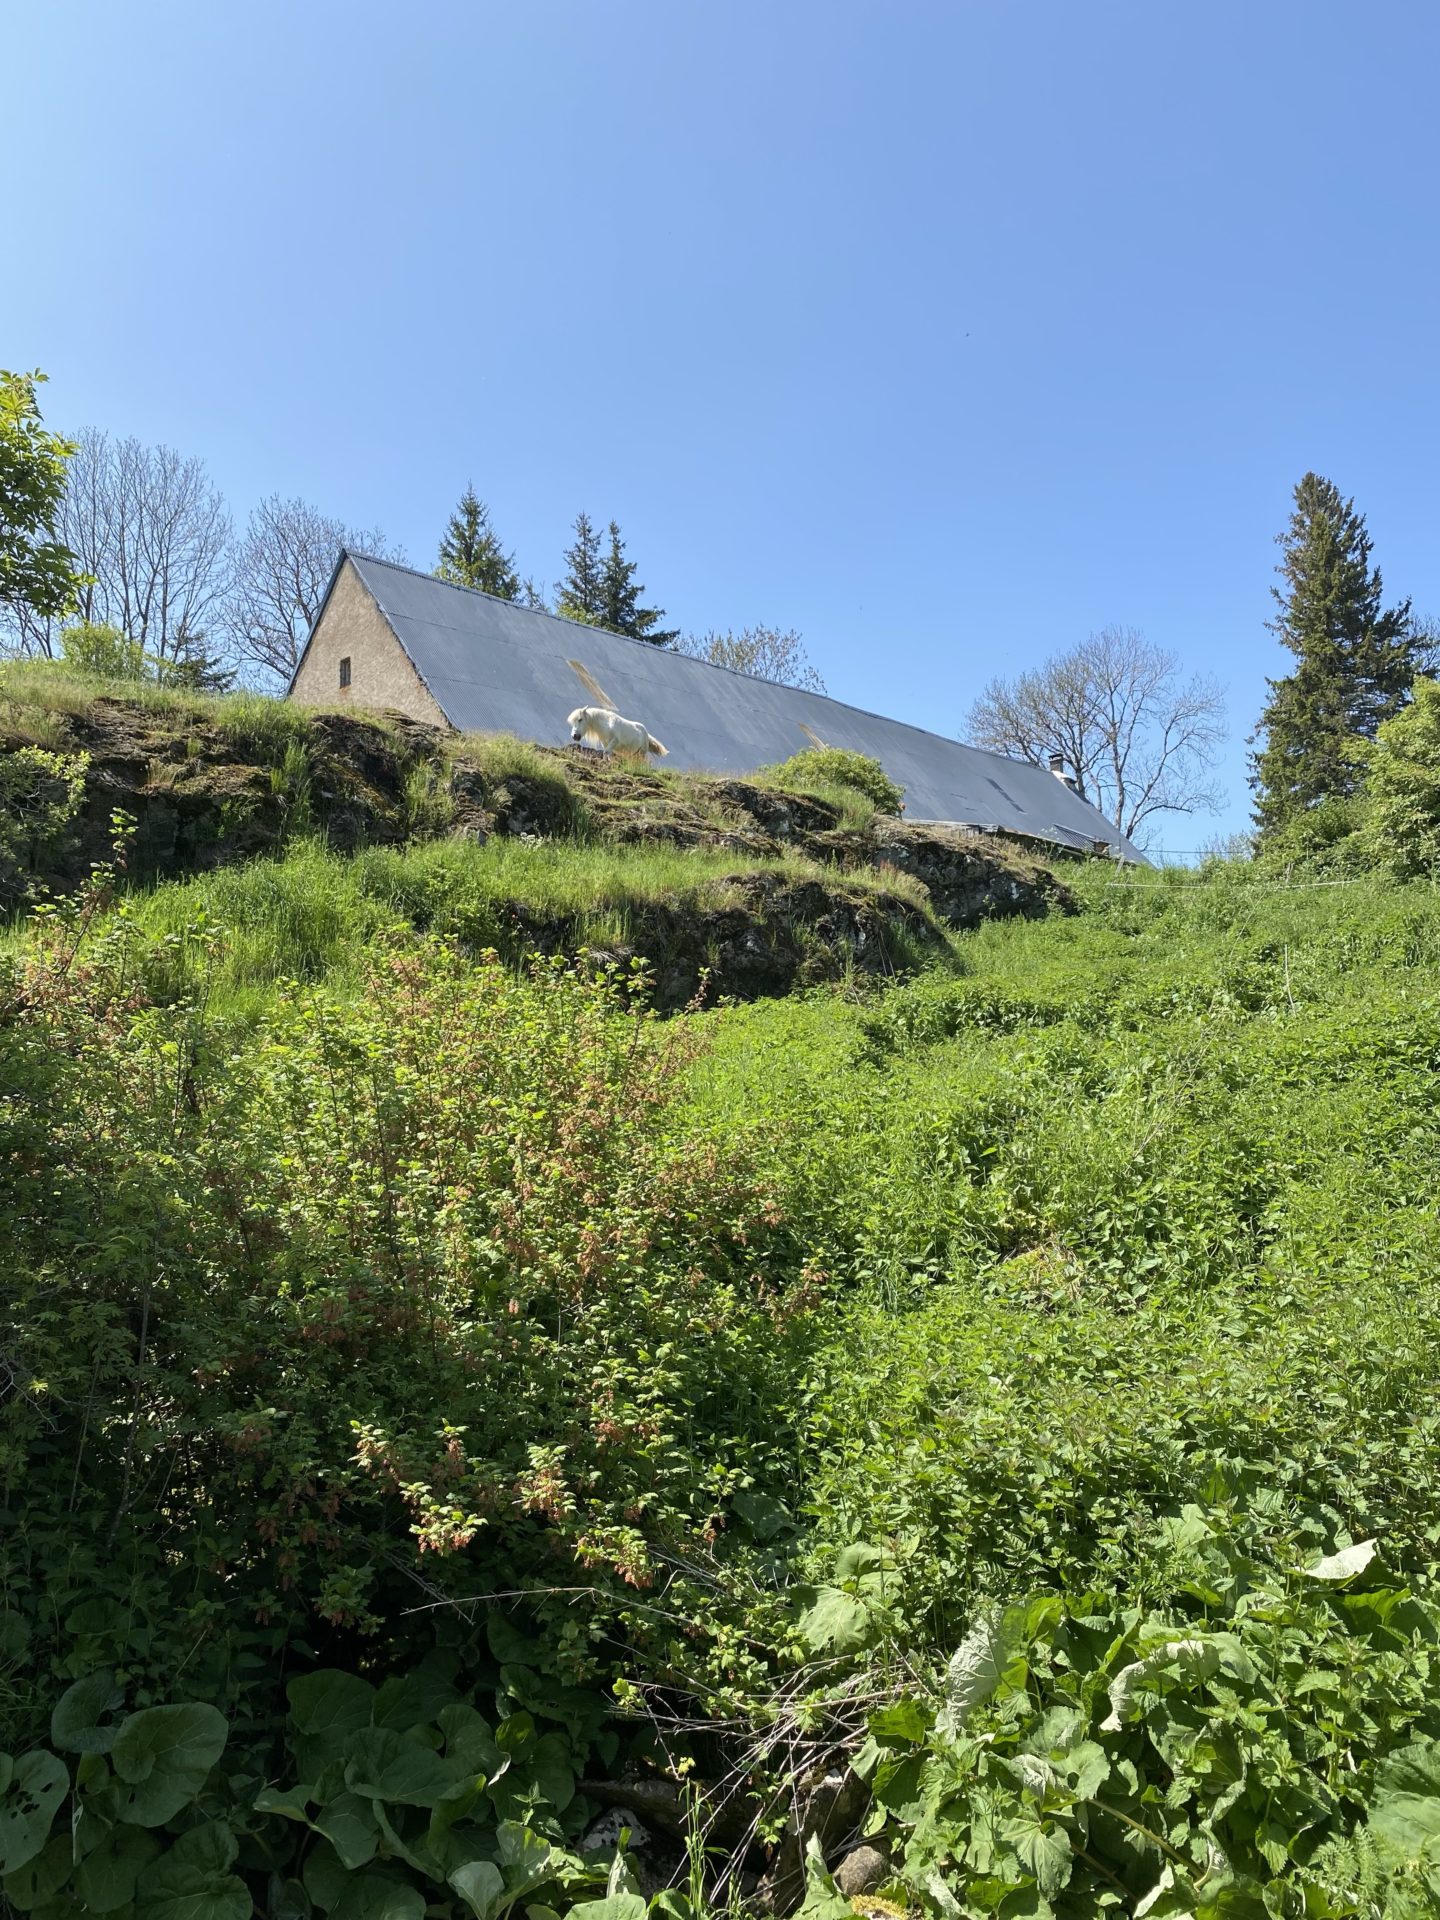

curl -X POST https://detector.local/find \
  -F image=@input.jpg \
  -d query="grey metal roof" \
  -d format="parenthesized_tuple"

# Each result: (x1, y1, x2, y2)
(327, 552, 1148, 861)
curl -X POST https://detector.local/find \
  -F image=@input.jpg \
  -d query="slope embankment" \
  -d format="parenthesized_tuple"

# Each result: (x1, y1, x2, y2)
(0, 680, 1071, 1005)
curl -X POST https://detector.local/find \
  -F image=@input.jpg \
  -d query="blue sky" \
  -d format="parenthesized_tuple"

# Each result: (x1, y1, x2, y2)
(8, 0, 1439, 849)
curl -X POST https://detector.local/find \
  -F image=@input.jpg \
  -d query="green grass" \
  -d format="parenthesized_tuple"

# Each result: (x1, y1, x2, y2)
(0, 657, 406, 757)
(59, 832, 932, 1014)
(687, 861, 1440, 1588)
(8, 824, 1440, 1913)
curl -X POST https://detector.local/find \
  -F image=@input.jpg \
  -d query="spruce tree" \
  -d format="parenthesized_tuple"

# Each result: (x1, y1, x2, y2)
(555, 511, 604, 624)
(596, 520, 678, 646)
(1251, 473, 1418, 838)
(435, 485, 521, 600)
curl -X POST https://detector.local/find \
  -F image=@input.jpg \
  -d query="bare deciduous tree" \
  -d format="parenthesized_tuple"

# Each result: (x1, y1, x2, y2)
(965, 627, 1227, 845)
(5, 428, 233, 665)
(227, 495, 405, 686)
(678, 625, 826, 693)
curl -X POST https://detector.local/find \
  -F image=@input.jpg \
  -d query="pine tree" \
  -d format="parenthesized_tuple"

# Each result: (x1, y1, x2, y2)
(1251, 473, 1418, 838)
(555, 511, 605, 624)
(596, 520, 678, 646)
(435, 485, 520, 600)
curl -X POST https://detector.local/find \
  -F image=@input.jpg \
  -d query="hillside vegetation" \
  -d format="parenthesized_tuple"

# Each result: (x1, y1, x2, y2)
(0, 668, 1064, 1012)
(4, 682, 1440, 1918)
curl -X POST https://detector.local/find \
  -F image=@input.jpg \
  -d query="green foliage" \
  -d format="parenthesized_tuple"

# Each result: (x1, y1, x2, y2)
(1366, 675, 1440, 878)
(55, 620, 236, 693)
(556, 513, 605, 626)
(0, 857, 828, 1901)
(0, 370, 88, 629)
(596, 522, 677, 648)
(809, 1510, 1440, 1919)
(437, 487, 522, 601)
(1252, 472, 1423, 839)
(60, 834, 911, 1016)
(556, 517, 675, 646)
(0, 1666, 629, 1914)
(0, 745, 88, 907)
(762, 746, 904, 814)
(59, 622, 149, 681)
(12, 796, 1440, 1910)
(401, 756, 457, 836)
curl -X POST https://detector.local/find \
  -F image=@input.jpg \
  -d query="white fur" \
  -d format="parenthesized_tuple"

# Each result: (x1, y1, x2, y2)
(566, 705, 668, 761)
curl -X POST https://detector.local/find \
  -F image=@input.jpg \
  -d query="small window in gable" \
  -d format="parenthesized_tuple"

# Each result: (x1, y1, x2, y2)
(339, 656, 352, 688)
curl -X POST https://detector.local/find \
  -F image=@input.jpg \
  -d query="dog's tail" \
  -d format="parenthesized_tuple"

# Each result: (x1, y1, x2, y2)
(645, 733, 669, 758)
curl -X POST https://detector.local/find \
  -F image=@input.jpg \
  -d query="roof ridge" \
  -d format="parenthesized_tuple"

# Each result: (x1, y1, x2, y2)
(344, 550, 1122, 827)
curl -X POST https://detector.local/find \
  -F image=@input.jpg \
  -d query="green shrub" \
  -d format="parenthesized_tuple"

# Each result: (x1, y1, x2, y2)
(811, 1511, 1440, 1920)
(58, 620, 149, 681)
(1366, 674, 1440, 878)
(763, 746, 905, 814)
(0, 744, 88, 907)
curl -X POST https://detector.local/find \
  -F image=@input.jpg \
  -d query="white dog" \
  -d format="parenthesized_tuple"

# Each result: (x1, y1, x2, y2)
(566, 706, 669, 762)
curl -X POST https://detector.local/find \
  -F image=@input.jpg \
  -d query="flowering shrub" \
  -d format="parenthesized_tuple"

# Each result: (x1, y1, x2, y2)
(0, 905, 814, 1810)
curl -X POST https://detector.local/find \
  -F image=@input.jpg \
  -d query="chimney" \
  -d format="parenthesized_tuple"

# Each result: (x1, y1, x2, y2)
(1048, 753, 1078, 792)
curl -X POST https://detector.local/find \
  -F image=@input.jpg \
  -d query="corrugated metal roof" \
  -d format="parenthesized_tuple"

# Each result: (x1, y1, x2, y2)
(327, 552, 1149, 861)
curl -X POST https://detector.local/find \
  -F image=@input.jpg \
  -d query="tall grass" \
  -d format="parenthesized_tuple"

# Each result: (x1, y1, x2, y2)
(0, 658, 405, 759)
(78, 833, 929, 1013)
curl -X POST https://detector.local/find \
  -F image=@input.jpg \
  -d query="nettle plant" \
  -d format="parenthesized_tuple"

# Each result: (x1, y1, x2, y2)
(801, 1508, 1440, 1920)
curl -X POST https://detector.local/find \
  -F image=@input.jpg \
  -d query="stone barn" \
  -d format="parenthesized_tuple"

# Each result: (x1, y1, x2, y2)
(289, 551, 1146, 860)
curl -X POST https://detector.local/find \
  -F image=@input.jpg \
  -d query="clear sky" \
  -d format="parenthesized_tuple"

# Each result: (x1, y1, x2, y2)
(8, 1, 1439, 849)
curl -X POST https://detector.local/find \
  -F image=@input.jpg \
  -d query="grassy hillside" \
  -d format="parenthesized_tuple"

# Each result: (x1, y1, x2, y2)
(5, 684, 1440, 1916)
(0, 669, 1064, 1012)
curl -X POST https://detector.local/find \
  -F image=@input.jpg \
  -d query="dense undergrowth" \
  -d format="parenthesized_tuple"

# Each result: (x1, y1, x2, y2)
(5, 821, 1440, 1915)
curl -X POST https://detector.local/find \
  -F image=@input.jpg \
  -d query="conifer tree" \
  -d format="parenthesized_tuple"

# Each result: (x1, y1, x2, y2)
(1251, 473, 1419, 838)
(555, 511, 605, 624)
(596, 519, 677, 646)
(435, 485, 520, 600)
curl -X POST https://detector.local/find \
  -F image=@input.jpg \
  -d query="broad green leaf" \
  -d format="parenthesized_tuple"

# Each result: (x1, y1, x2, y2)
(289, 1672, 377, 1753)
(565, 1897, 648, 1920)
(870, 1698, 930, 1744)
(449, 1858, 505, 1920)
(330, 1873, 426, 1920)
(1370, 1742, 1440, 1867)
(134, 1820, 248, 1920)
(303, 1838, 425, 1918)
(0, 1614, 30, 1663)
(940, 1610, 1013, 1727)
(833, 1543, 890, 1586)
(255, 1782, 316, 1822)
(313, 1791, 380, 1869)
(110, 1705, 228, 1827)
(1376, 1742, 1440, 1799)
(270, 1878, 312, 1920)
(1305, 1539, 1378, 1583)
(1001, 1812, 1074, 1897)
(526, 1733, 575, 1812)
(73, 1823, 160, 1912)
(1, 1833, 71, 1912)
(495, 1819, 567, 1900)
(371, 1799, 443, 1880)
(0, 1750, 69, 1873)
(732, 1485, 792, 1540)
(797, 1587, 870, 1655)
(343, 1727, 464, 1806)
(439, 1705, 502, 1781)
(1058, 1741, 1109, 1801)
(51, 1672, 124, 1755)
(372, 1666, 461, 1734)
(1101, 1641, 1219, 1732)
